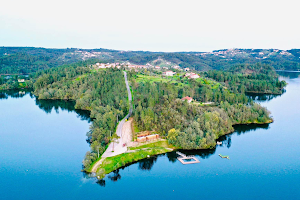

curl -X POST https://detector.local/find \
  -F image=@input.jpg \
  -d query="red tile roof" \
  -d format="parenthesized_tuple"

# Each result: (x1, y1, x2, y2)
(181, 96, 192, 101)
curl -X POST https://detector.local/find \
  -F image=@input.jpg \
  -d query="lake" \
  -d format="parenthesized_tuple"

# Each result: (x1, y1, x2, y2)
(0, 72, 300, 200)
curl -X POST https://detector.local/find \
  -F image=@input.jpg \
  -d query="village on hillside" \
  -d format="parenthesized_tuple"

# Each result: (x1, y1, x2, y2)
(91, 62, 217, 107)
(92, 62, 201, 79)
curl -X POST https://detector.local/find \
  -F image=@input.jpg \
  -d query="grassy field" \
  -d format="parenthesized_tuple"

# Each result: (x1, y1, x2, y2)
(136, 74, 221, 89)
(128, 140, 175, 150)
(135, 74, 187, 87)
(96, 147, 173, 178)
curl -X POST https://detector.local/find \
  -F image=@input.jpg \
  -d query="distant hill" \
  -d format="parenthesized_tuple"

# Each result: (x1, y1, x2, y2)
(1, 47, 300, 74)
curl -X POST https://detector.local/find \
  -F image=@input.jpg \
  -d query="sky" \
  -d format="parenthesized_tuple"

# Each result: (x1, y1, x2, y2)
(0, 0, 299, 52)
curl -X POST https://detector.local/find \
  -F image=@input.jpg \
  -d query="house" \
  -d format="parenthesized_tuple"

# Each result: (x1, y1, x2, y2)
(136, 134, 160, 142)
(185, 72, 200, 79)
(181, 96, 193, 103)
(163, 71, 175, 76)
(184, 68, 190, 71)
(189, 74, 200, 79)
(155, 66, 160, 69)
(18, 79, 25, 83)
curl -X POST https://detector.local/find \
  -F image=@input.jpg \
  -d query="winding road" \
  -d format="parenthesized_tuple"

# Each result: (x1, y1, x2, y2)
(91, 71, 132, 172)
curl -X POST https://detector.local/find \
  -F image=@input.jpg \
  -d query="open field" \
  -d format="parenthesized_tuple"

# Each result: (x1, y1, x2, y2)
(96, 147, 173, 178)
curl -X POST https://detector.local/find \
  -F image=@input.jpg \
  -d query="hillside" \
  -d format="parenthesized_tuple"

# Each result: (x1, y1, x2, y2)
(1, 47, 300, 74)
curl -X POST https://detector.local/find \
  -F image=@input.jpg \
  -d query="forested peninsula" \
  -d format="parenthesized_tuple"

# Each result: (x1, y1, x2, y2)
(0, 57, 286, 177)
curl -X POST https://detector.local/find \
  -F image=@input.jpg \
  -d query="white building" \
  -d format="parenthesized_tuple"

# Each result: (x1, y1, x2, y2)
(163, 71, 176, 76)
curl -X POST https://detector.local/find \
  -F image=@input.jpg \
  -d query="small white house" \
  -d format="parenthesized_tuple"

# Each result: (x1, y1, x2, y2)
(190, 74, 200, 79)
(163, 71, 175, 76)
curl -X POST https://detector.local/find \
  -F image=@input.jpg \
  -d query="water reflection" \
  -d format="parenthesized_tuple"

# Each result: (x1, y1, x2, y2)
(277, 71, 300, 79)
(0, 89, 31, 99)
(108, 170, 121, 182)
(0, 90, 91, 122)
(35, 98, 91, 122)
(246, 92, 284, 102)
(96, 179, 106, 187)
(97, 122, 272, 186)
(138, 156, 158, 171)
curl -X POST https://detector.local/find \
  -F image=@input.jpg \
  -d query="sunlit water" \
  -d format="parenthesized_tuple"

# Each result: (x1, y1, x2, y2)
(1, 72, 300, 199)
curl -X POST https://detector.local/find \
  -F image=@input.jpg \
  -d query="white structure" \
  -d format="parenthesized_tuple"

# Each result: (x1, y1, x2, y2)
(185, 72, 200, 79)
(190, 74, 200, 79)
(163, 71, 176, 76)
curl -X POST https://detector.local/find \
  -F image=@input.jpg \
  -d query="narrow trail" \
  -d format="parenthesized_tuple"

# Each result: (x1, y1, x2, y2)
(91, 71, 132, 173)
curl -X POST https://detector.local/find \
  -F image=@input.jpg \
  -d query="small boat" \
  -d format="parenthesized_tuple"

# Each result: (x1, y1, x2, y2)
(219, 154, 230, 159)
(217, 141, 222, 145)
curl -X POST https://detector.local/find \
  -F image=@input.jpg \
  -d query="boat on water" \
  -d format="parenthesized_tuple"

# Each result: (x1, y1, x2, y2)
(219, 154, 230, 159)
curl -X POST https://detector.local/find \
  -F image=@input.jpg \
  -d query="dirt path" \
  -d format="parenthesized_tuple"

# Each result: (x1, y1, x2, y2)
(122, 118, 133, 146)
(91, 158, 105, 173)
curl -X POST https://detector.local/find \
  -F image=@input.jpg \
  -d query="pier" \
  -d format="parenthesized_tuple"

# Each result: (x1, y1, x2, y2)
(219, 154, 230, 159)
(176, 151, 200, 165)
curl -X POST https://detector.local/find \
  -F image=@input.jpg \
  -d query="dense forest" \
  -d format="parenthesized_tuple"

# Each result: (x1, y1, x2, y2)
(204, 64, 287, 94)
(0, 55, 287, 169)
(129, 70, 272, 149)
(30, 65, 129, 170)
(1, 47, 300, 74)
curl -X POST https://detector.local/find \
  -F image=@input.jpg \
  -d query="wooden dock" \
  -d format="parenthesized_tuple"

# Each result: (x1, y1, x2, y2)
(219, 154, 230, 159)
(176, 151, 200, 165)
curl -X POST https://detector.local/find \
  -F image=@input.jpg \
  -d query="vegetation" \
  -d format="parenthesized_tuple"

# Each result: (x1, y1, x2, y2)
(1, 47, 300, 75)
(204, 64, 287, 94)
(128, 140, 174, 150)
(27, 64, 129, 170)
(0, 55, 287, 174)
(129, 69, 275, 150)
(95, 147, 173, 178)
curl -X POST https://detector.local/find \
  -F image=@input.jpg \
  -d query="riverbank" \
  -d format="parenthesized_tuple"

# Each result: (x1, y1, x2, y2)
(88, 140, 174, 178)
(89, 117, 273, 179)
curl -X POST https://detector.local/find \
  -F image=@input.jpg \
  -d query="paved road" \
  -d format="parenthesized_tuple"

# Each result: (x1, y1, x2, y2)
(100, 71, 132, 158)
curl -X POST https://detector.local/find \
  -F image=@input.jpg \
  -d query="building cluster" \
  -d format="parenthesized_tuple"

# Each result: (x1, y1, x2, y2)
(95, 63, 122, 69)
(94, 62, 186, 72)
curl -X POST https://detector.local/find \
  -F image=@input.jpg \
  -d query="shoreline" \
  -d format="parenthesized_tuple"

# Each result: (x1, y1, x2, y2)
(89, 119, 273, 179)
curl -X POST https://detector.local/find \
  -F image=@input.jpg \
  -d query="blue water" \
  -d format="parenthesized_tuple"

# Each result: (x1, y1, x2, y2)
(1, 72, 300, 199)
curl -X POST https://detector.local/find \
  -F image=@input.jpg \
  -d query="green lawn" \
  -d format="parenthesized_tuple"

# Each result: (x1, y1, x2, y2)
(136, 74, 187, 87)
(96, 147, 173, 178)
(129, 140, 175, 150)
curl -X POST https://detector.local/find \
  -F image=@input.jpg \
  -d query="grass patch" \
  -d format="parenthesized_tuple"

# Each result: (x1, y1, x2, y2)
(74, 74, 87, 81)
(136, 74, 186, 87)
(132, 120, 140, 133)
(18, 82, 27, 88)
(97, 147, 173, 177)
(129, 140, 175, 150)
(85, 156, 103, 173)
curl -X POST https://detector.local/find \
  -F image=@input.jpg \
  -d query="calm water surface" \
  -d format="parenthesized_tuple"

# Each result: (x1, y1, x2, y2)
(1, 72, 300, 200)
